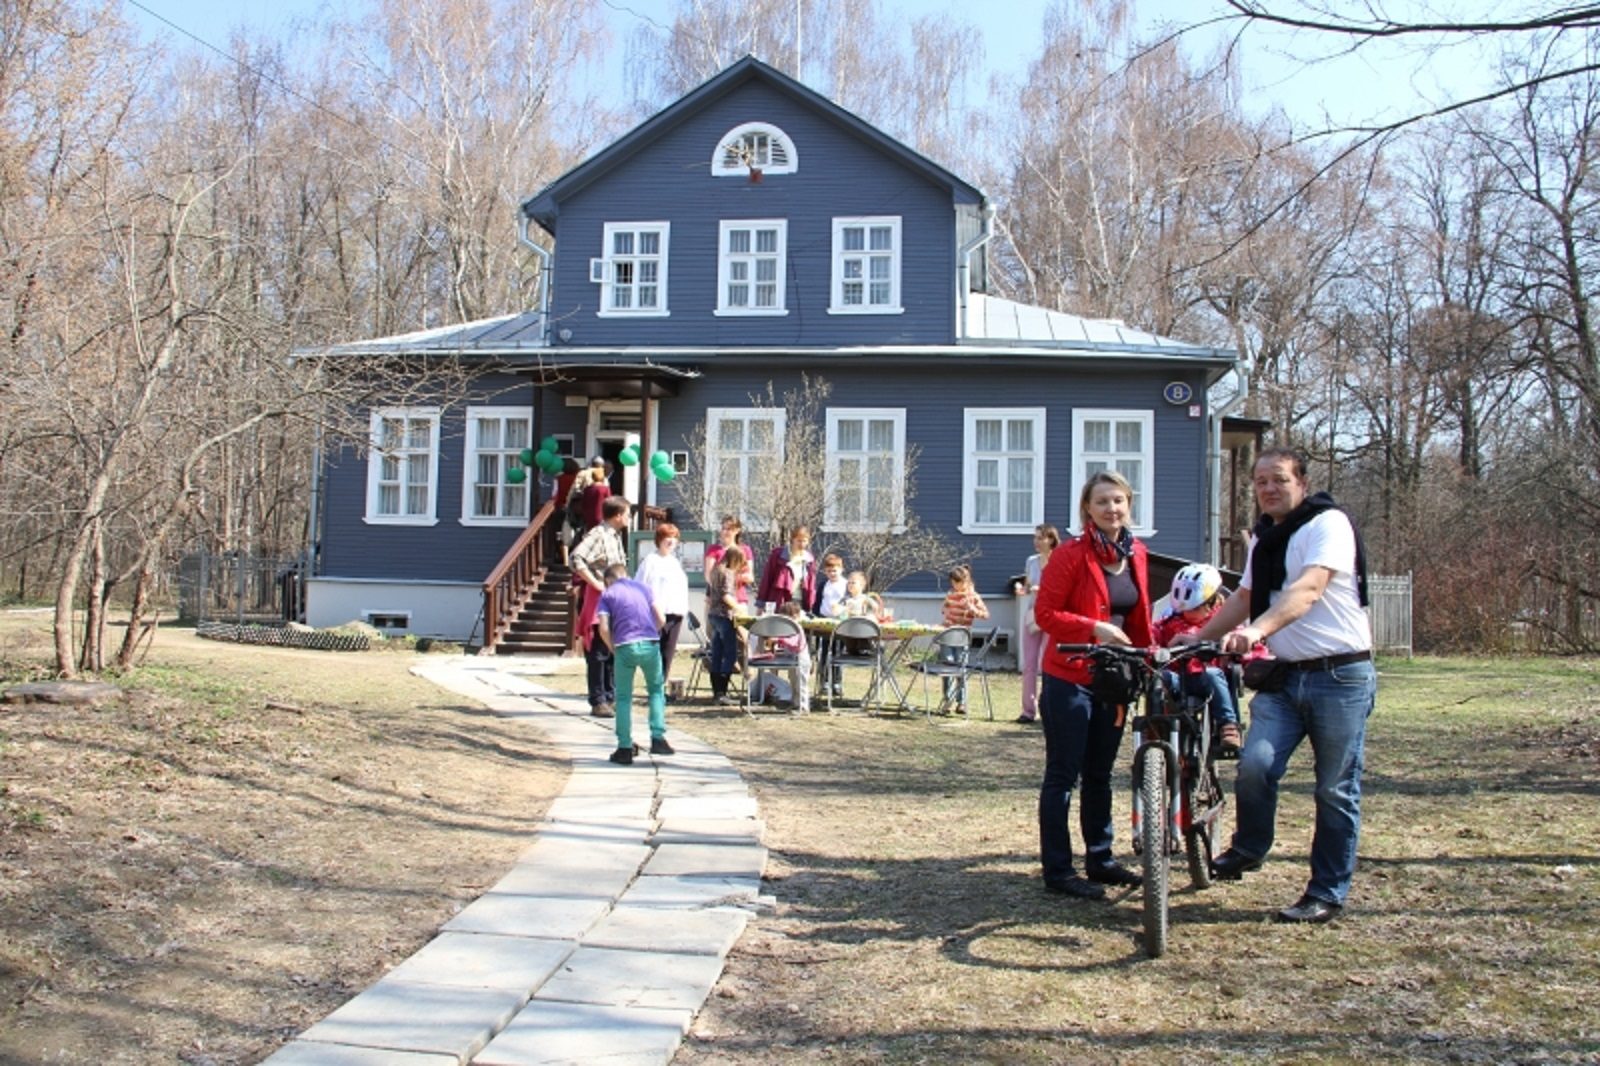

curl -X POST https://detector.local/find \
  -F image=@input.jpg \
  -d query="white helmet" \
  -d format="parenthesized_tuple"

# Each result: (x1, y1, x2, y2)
(1170, 563, 1223, 614)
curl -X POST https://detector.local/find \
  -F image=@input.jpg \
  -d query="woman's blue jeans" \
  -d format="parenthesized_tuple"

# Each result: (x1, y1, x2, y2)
(1230, 660, 1376, 904)
(708, 615, 739, 685)
(1038, 674, 1127, 881)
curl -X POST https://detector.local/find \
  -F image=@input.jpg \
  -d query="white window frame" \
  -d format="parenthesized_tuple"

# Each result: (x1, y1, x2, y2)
(829, 216, 903, 315)
(711, 122, 798, 176)
(716, 219, 789, 316)
(704, 407, 787, 531)
(596, 221, 670, 317)
(960, 407, 1046, 535)
(365, 406, 441, 526)
(459, 406, 533, 528)
(1071, 408, 1155, 535)
(824, 408, 907, 532)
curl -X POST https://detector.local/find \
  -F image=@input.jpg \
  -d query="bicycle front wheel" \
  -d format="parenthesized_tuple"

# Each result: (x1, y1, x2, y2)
(1139, 748, 1170, 959)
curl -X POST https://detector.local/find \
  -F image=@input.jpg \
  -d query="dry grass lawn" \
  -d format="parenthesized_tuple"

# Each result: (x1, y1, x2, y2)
(541, 651, 1600, 1064)
(0, 612, 567, 1065)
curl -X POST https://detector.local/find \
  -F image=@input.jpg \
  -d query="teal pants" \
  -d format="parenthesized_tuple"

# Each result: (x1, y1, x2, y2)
(614, 639, 667, 749)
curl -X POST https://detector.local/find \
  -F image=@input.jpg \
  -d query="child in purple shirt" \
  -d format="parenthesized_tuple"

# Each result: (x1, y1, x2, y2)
(597, 564, 673, 764)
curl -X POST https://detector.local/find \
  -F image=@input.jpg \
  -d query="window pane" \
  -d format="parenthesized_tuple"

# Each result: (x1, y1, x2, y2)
(869, 225, 893, 250)
(505, 419, 530, 448)
(638, 261, 657, 283)
(639, 231, 659, 255)
(614, 287, 632, 308)
(474, 485, 495, 517)
(638, 285, 657, 307)
(749, 419, 775, 451)
(476, 419, 499, 448)
(975, 419, 1001, 452)
(614, 261, 633, 285)
(406, 419, 430, 449)
(477, 454, 498, 486)
(1086, 459, 1108, 476)
(380, 418, 403, 450)
(613, 232, 634, 255)
(975, 489, 999, 524)
(407, 453, 429, 487)
(867, 419, 894, 451)
(869, 281, 890, 304)
(1116, 421, 1142, 452)
(843, 226, 864, 251)
(843, 282, 862, 305)
(406, 485, 428, 515)
(976, 457, 998, 488)
(843, 260, 862, 279)
(717, 420, 743, 450)
(728, 229, 750, 254)
(869, 257, 890, 280)
(505, 485, 525, 515)
(755, 229, 777, 253)
(1007, 419, 1033, 451)
(754, 284, 775, 306)
(837, 419, 862, 451)
(379, 484, 398, 515)
(755, 259, 776, 282)
(380, 454, 399, 481)
(728, 284, 748, 307)
(729, 261, 748, 281)
(1083, 420, 1110, 452)
(1007, 457, 1033, 492)
(1116, 458, 1142, 493)
(1006, 488, 1032, 525)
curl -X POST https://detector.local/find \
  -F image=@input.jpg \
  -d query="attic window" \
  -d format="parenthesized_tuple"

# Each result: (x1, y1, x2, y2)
(712, 122, 797, 177)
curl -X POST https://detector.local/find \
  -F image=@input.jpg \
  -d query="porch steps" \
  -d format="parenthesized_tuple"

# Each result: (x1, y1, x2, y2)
(494, 564, 574, 656)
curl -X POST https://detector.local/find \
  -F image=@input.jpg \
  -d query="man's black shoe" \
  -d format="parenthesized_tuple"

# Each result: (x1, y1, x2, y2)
(649, 736, 675, 755)
(1086, 861, 1142, 887)
(1277, 894, 1343, 924)
(608, 746, 634, 765)
(1211, 849, 1262, 880)
(1044, 875, 1106, 900)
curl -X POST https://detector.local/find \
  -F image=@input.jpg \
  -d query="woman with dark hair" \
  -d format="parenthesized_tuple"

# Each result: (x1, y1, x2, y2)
(1032, 472, 1153, 899)
(756, 526, 817, 612)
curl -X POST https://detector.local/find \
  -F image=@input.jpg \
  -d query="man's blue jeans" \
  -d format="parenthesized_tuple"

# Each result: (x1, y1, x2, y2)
(1230, 660, 1376, 904)
(613, 639, 666, 749)
(1038, 674, 1127, 881)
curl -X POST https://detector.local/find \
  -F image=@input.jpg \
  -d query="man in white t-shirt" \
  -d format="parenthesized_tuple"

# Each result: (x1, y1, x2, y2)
(1182, 447, 1376, 924)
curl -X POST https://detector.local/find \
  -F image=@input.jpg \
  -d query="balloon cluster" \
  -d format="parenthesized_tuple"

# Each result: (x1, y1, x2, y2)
(508, 436, 567, 483)
(614, 445, 676, 481)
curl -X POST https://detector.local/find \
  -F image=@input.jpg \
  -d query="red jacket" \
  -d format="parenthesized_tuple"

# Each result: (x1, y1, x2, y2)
(1035, 532, 1153, 686)
(756, 546, 817, 609)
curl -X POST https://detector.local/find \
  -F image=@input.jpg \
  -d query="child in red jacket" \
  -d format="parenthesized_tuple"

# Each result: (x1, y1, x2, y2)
(1153, 564, 1242, 753)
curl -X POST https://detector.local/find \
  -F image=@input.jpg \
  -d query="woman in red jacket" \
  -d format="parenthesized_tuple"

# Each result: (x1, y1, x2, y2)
(1033, 471, 1154, 900)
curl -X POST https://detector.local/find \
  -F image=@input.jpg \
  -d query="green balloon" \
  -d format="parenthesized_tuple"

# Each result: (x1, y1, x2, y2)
(654, 464, 676, 482)
(534, 448, 555, 471)
(543, 453, 563, 473)
(505, 466, 527, 484)
(519, 448, 535, 465)
(618, 448, 639, 466)
(650, 450, 670, 468)
(540, 436, 559, 453)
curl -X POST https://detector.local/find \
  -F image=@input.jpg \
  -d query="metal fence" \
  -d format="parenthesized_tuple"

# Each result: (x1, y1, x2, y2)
(1368, 572, 1413, 658)
(176, 551, 305, 625)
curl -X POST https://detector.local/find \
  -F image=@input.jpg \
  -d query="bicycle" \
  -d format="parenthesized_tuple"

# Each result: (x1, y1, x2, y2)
(1056, 641, 1240, 958)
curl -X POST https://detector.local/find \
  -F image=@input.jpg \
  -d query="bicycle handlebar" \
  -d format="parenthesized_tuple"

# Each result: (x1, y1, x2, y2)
(1055, 641, 1230, 668)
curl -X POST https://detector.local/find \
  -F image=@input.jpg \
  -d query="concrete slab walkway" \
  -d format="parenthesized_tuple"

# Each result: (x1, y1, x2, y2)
(264, 657, 768, 1066)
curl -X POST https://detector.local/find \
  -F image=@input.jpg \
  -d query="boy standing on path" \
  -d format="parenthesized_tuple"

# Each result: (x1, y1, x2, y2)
(596, 563, 674, 765)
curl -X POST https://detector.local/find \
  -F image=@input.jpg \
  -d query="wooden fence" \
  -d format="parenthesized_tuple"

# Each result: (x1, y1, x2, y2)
(1368, 572, 1413, 658)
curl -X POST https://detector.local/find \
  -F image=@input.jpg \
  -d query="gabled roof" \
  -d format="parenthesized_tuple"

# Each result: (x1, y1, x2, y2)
(965, 293, 1229, 357)
(521, 56, 984, 229)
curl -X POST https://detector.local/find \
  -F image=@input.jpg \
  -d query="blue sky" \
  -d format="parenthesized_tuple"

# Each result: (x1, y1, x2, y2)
(125, 0, 1503, 132)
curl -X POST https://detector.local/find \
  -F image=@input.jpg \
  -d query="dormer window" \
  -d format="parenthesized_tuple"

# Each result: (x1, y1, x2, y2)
(712, 122, 798, 177)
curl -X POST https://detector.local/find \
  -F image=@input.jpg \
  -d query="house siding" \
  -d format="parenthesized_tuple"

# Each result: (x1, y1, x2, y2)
(316, 374, 586, 585)
(648, 362, 1215, 596)
(546, 81, 959, 349)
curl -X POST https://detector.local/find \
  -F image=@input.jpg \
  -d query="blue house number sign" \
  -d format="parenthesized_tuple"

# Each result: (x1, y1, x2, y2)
(1162, 381, 1193, 405)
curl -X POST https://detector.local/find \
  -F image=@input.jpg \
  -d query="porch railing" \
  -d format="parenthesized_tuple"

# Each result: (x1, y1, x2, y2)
(481, 499, 559, 654)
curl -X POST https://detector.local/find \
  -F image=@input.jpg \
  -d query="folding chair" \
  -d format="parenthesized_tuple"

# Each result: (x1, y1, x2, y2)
(964, 627, 998, 721)
(684, 612, 714, 700)
(909, 625, 975, 720)
(826, 616, 884, 713)
(743, 614, 807, 714)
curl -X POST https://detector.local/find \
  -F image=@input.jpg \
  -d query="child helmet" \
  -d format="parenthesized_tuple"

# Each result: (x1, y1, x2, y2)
(1170, 563, 1223, 613)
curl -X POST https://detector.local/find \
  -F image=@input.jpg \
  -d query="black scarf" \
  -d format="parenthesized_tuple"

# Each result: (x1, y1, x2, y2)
(1248, 490, 1369, 622)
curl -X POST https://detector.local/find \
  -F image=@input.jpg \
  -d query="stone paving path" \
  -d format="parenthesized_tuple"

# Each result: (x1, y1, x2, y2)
(264, 657, 769, 1066)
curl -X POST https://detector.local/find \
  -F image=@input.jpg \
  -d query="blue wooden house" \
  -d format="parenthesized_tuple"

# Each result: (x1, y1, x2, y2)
(302, 57, 1241, 650)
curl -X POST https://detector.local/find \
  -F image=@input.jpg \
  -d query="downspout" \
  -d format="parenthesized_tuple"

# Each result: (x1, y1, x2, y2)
(956, 199, 996, 339)
(1209, 355, 1251, 566)
(518, 215, 553, 343)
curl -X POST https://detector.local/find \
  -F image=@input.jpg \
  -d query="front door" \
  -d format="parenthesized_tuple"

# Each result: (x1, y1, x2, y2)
(588, 401, 642, 505)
